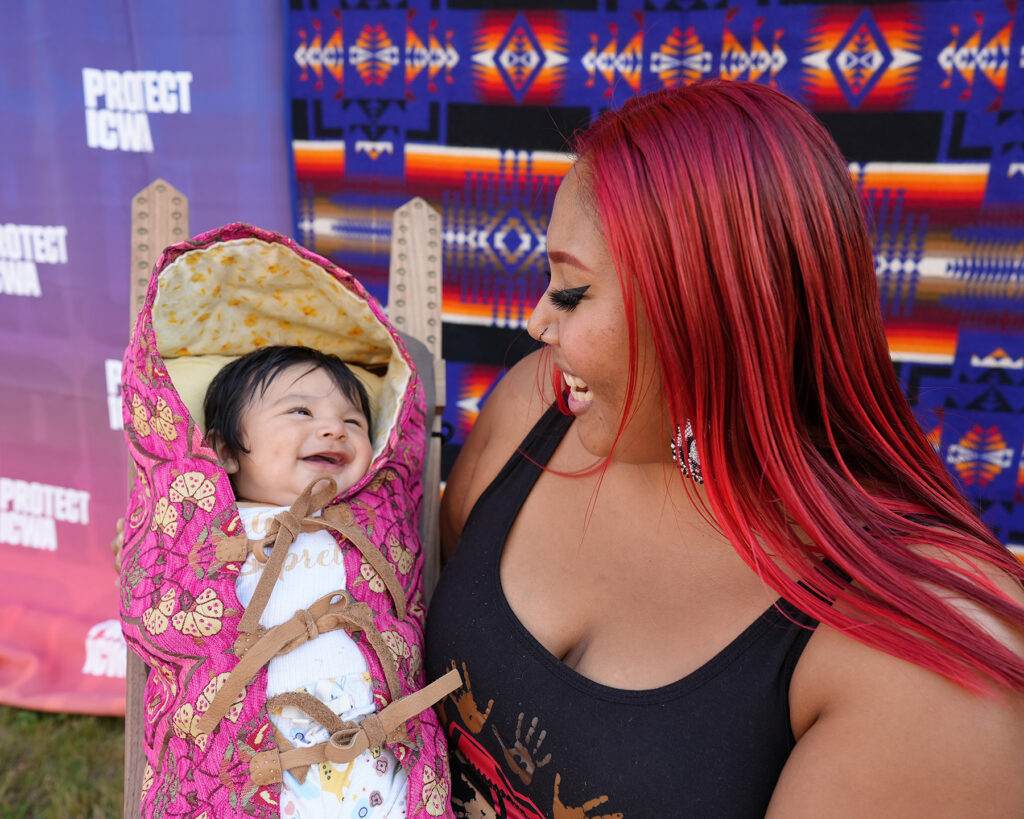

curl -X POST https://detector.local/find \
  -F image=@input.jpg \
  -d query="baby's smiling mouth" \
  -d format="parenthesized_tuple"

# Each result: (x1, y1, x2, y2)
(304, 452, 345, 465)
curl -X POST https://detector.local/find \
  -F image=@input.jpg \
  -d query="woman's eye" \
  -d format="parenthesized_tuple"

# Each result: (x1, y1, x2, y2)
(548, 285, 589, 312)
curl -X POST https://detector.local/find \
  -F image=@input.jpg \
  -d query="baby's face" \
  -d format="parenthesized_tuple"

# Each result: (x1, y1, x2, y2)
(218, 364, 373, 506)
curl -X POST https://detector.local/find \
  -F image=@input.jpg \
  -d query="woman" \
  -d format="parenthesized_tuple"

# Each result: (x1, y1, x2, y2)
(425, 80, 1024, 817)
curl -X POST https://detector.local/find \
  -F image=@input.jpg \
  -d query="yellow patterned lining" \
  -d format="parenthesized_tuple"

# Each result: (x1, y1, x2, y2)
(152, 237, 409, 457)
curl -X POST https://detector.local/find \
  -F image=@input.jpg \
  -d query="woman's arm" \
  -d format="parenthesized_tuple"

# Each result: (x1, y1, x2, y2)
(769, 582, 1024, 817)
(440, 349, 555, 560)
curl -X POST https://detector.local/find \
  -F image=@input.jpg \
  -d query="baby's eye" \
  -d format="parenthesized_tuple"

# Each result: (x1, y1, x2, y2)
(290, 407, 312, 416)
(345, 417, 367, 429)
(548, 285, 589, 312)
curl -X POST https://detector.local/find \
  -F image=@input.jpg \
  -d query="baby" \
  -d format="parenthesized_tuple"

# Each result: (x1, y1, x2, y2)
(201, 344, 455, 818)
(204, 344, 375, 507)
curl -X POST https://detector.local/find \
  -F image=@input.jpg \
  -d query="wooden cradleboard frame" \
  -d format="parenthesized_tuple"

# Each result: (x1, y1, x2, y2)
(122, 181, 445, 817)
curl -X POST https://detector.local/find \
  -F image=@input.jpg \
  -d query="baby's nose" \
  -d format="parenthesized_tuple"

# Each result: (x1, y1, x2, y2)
(318, 419, 346, 438)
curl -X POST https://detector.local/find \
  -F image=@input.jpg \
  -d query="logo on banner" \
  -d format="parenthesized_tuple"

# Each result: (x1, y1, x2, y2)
(0, 224, 68, 298)
(106, 359, 123, 430)
(82, 68, 194, 153)
(0, 478, 91, 551)
(82, 619, 127, 679)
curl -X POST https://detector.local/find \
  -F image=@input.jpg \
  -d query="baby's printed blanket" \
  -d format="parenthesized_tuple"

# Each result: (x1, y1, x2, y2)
(119, 223, 451, 818)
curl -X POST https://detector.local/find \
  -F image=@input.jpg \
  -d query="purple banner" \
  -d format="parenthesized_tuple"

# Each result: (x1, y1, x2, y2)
(0, 0, 292, 714)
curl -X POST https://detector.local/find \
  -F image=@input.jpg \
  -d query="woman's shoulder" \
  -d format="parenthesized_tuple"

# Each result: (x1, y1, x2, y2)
(773, 543, 1024, 817)
(440, 350, 556, 555)
(773, 615, 1024, 817)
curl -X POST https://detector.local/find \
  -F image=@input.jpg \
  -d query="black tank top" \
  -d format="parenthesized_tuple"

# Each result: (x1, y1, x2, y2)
(425, 405, 817, 818)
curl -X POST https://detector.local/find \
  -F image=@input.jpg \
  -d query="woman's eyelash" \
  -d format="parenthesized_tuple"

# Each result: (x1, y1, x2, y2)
(548, 285, 589, 312)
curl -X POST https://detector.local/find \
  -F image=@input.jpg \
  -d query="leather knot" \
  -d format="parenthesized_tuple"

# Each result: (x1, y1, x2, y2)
(274, 509, 303, 540)
(329, 723, 362, 755)
(296, 608, 318, 642)
(359, 712, 389, 750)
(236, 479, 338, 634)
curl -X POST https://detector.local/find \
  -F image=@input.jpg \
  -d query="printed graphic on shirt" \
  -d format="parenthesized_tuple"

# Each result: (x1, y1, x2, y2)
(442, 661, 624, 819)
(448, 660, 493, 735)
(82, 68, 193, 153)
(0, 223, 68, 298)
(491, 713, 551, 786)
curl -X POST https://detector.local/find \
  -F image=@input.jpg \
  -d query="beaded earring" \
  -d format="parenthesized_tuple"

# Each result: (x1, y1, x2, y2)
(669, 420, 703, 484)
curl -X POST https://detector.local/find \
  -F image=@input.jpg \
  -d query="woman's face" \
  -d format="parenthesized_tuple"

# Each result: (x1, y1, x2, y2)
(527, 165, 668, 463)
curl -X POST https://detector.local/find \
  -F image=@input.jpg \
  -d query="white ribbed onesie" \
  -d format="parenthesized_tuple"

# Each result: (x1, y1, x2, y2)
(235, 505, 408, 819)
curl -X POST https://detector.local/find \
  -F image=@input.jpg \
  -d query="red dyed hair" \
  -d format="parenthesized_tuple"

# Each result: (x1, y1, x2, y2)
(572, 79, 1024, 692)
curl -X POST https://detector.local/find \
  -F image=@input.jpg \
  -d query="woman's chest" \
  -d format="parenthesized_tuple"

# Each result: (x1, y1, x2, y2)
(425, 521, 803, 819)
(498, 471, 774, 690)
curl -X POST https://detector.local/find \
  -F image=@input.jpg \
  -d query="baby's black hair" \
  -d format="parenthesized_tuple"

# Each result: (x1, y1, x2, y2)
(203, 345, 373, 458)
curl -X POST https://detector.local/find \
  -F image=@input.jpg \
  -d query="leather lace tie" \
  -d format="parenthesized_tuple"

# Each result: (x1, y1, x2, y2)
(248, 667, 462, 786)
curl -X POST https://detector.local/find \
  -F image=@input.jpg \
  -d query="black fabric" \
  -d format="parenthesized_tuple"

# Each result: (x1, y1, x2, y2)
(425, 404, 818, 818)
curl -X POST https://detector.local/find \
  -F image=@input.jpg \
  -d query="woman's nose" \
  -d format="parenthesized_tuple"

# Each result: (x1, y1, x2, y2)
(527, 298, 555, 345)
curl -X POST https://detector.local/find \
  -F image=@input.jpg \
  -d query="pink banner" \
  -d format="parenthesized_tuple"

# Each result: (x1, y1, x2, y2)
(0, 0, 292, 715)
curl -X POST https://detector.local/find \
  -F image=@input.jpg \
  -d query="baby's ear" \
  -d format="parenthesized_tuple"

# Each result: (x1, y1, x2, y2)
(208, 432, 239, 474)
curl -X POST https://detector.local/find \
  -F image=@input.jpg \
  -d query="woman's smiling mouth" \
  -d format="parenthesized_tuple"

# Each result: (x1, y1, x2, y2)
(563, 372, 593, 413)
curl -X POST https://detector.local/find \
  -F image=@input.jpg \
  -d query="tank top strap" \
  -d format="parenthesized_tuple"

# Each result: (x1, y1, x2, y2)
(483, 400, 572, 498)
(521, 401, 573, 457)
(462, 402, 572, 548)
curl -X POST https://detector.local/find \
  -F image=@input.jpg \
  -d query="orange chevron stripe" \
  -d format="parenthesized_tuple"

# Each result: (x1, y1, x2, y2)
(294, 142, 346, 179)
(884, 321, 958, 359)
(406, 146, 572, 187)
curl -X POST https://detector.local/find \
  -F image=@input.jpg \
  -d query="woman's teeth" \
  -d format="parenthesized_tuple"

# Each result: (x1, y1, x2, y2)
(563, 373, 592, 403)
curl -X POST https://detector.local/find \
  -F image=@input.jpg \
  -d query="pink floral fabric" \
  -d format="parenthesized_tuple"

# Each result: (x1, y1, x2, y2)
(119, 223, 452, 818)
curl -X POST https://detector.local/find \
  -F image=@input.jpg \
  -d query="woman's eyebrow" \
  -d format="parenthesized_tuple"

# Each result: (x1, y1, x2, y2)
(548, 250, 594, 272)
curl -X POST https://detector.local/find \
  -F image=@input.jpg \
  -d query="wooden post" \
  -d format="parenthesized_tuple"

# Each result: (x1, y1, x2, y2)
(124, 179, 189, 819)
(388, 198, 445, 600)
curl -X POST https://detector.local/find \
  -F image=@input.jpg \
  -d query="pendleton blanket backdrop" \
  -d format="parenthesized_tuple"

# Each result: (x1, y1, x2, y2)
(1, 0, 1023, 715)
(284, 0, 1024, 550)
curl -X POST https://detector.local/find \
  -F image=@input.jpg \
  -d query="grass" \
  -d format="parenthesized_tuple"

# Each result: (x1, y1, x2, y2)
(0, 706, 124, 819)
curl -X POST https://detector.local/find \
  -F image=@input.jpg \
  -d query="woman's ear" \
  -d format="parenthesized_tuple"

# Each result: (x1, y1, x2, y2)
(208, 432, 239, 474)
